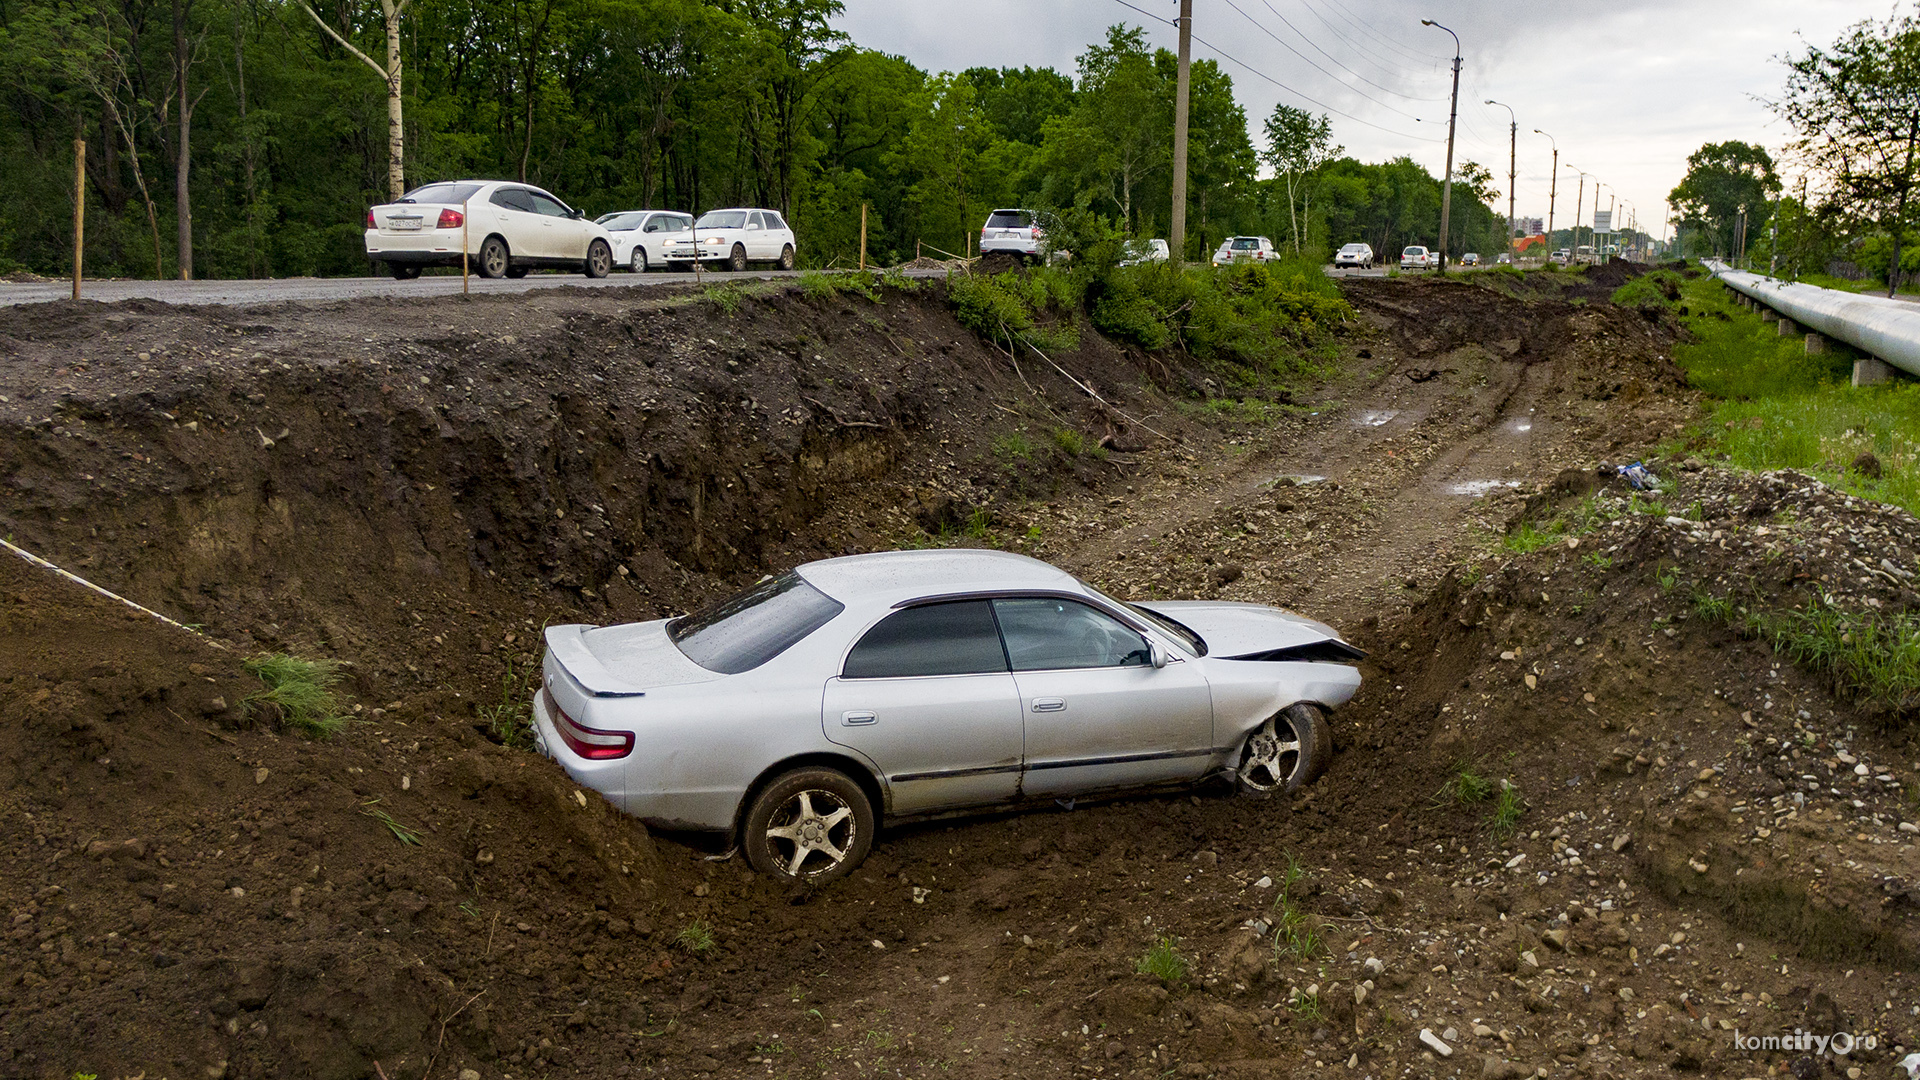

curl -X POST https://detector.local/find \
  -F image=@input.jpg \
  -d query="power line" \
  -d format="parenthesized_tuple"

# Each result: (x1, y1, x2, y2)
(1110, 0, 1175, 25)
(1315, 0, 1448, 64)
(1253, 0, 1445, 102)
(1186, 27, 1444, 143)
(1291, 0, 1439, 82)
(1218, 0, 1426, 120)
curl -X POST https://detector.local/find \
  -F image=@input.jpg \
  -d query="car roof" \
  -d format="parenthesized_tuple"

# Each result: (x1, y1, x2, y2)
(796, 549, 1078, 605)
(702, 207, 780, 214)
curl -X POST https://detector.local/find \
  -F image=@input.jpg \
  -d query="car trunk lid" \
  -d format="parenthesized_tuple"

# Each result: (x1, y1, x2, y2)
(543, 621, 724, 698)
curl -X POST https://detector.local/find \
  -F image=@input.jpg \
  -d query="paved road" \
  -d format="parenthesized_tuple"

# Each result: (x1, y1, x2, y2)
(0, 268, 815, 308)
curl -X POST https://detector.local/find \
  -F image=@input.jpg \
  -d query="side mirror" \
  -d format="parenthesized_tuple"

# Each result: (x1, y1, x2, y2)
(1149, 640, 1169, 669)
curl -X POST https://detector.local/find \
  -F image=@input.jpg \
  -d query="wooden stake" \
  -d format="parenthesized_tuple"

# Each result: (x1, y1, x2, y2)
(462, 198, 470, 295)
(859, 203, 868, 272)
(72, 139, 85, 301)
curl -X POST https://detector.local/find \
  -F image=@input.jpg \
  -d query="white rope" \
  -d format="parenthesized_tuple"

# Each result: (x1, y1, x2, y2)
(0, 536, 228, 650)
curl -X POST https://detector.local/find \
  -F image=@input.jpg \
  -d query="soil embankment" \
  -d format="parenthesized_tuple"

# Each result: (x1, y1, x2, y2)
(3, 267, 1917, 1079)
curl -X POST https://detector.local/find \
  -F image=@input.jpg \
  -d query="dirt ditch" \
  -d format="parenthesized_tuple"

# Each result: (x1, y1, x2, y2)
(3, 267, 1918, 1079)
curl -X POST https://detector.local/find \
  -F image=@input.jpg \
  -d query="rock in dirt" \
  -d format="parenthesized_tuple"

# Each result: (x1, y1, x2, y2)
(1481, 1055, 1530, 1080)
(1420, 1028, 1454, 1057)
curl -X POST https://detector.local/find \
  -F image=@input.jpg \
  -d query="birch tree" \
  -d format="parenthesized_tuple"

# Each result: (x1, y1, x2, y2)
(299, 0, 419, 201)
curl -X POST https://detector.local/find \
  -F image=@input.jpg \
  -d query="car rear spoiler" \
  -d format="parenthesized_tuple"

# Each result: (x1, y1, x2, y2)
(544, 624, 649, 697)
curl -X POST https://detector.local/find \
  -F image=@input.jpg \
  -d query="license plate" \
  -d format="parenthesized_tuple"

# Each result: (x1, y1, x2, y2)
(390, 216, 422, 231)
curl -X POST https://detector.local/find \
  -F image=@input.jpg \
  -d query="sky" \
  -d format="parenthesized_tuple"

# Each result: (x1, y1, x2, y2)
(834, 0, 1897, 239)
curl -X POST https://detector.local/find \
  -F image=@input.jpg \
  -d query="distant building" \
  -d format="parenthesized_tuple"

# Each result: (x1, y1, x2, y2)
(1516, 217, 1544, 237)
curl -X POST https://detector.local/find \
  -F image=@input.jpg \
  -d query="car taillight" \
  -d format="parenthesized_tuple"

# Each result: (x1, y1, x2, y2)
(437, 208, 464, 229)
(366, 210, 376, 228)
(544, 688, 634, 760)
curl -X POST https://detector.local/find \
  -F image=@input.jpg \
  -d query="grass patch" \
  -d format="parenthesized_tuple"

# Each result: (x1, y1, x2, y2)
(359, 799, 422, 845)
(1050, 427, 1107, 459)
(478, 655, 536, 750)
(1675, 272, 1920, 517)
(992, 431, 1035, 462)
(1136, 937, 1189, 983)
(703, 284, 747, 316)
(1750, 602, 1920, 713)
(1270, 852, 1325, 960)
(1610, 269, 1684, 311)
(1438, 763, 1495, 805)
(1488, 783, 1525, 840)
(1502, 519, 1564, 554)
(241, 653, 349, 737)
(675, 920, 716, 953)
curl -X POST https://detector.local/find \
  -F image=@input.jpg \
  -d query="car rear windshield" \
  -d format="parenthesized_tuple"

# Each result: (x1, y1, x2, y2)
(667, 571, 844, 674)
(695, 210, 748, 230)
(986, 211, 1031, 229)
(1231, 238, 1257, 249)
(398, 182, 484, 205)
(1403, 247, 1423, 254)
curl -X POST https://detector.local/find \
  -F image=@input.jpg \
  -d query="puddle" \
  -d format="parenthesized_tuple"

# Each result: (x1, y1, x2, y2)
(1502, 418, 1534, 435)
(1447, 479, 1523, 497)
(1355, 410, 1400, 428)
(1265, 474, 1329, 488)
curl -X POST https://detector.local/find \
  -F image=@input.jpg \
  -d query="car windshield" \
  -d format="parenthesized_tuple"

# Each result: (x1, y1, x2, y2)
(1339, 244, 1366, 253)
(695, 210, 748, 230)
(398, 182, 484, 205)
(1073, 578, 1207, 656)
(986, 211, 1030, 229)
(667, 571, 845, 674)
(597, 212, 647, 230)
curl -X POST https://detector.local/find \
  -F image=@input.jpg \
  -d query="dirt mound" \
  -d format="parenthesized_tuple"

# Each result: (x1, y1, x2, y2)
(971, 251, 1027, 276)
(1579, 256, 1646, 292)
(0, 548, 661, 1080)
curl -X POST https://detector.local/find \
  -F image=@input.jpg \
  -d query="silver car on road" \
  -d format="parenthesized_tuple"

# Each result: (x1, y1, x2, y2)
(533, 550, 1363, 882)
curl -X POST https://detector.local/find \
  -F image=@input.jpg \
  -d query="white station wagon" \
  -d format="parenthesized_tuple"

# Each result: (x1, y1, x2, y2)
(664, 208, 797, 272)
(1212, 236, 1278, 266)
(365, 180, 615, 280)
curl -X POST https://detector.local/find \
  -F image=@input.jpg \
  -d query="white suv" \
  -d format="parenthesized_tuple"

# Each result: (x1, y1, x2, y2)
(1212, 236, 1277, 266)
(595, 210, 693, 273)
(366, 180, 615, 279)
(1399, 246, 1432, 270)
(979, 209, 1046, 261)
(664, 208, 797, 272)
(1332, 242, 1374, 269)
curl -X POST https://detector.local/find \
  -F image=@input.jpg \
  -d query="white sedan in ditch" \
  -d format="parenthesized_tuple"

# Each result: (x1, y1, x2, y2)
(663, 208, 797, 272)
(365, 180, 614, 279)
(533, 550, 1363, 883)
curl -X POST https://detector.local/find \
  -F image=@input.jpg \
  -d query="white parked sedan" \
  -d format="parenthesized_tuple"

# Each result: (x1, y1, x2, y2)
(663, 208, 797, 272)
(1212, 236, 1278, 266)
(533, 549, 1363, 882)
(365, 180, 614, 279)
(595, 209, 693, 273)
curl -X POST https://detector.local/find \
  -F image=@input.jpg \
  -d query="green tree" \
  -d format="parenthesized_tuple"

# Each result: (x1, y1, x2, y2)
(899, 72, 1011, 256)
(1037, 25, 1169, 232)
(1261, 104, 1338, 254)
(1668, 141, 1779, 263)
(1774, 9, 1920, 294)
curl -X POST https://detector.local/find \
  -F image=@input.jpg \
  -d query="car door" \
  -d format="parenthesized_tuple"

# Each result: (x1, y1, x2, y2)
(529, 190, 583, 261)
(994, 597, 1214, 798)
(820, 600, 1024, 816)
(488, 186, 542, 260)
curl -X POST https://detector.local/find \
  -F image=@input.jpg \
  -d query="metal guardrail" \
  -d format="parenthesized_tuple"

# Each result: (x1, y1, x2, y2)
(1703, 259, 1920, 380)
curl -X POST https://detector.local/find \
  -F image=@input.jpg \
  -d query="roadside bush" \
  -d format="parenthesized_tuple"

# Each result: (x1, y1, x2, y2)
(1610, 269, 1684, 311)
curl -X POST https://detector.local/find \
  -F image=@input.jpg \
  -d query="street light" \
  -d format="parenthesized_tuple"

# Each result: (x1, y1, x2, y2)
(1485, 99, 1516, 263)
(1422, 19, 1462, 272)
(1564, 163, 1590, 263)
(1534, 129, 1558, 263)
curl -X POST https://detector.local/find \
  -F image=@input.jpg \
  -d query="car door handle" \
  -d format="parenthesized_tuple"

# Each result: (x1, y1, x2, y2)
(1030, 698, 1066, 713)
(841, 711, 877, 726)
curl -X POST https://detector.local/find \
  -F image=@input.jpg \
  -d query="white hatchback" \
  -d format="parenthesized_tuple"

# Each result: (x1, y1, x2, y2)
(664, 208, 797, 272)
(595, 210, 693, 273)
(365, 180, 615, 279)
(1399, 246, 1432, 270)
(1212, 236, 1277, 266)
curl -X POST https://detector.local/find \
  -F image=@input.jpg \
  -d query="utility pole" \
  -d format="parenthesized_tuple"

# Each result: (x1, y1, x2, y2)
(1535, 130, 1556, 262)
(1486, 100, 1516, 261)
(1565, 165, 1587, 263)
(1424, 20, 1462, 272)
(1170, 0, 1192, 264)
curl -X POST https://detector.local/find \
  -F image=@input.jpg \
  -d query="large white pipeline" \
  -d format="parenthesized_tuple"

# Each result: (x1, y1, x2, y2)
(1703, 259, 1920, 378)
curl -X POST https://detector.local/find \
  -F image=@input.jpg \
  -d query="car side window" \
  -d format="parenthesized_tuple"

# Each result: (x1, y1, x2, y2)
(748, 212, 765, 230)
(642, 215, 661, 233)
(765, 212, 788, 232)
(530, 192, 571, 218)
(992, 598, 1150, 672)
(491, 188, 530, 212)
(842, 601, 1008, 679)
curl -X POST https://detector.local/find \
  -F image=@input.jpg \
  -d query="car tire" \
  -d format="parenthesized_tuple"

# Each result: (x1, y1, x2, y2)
(743, 767, 875, 884)
(477, 236, 510, 279)
(777, 244, 795, 271)
(584, 239, 612, 278)
(1233, 703, 1328, 795)
(388, 263, 422, 281)
(505, 264, 529, 279)
(630, 247, 648, 273)
(727, 244, 748, 273)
